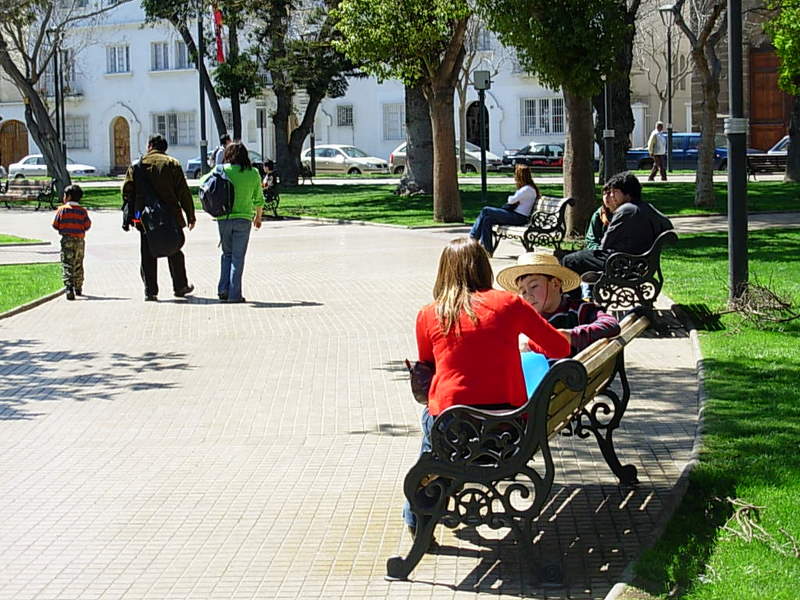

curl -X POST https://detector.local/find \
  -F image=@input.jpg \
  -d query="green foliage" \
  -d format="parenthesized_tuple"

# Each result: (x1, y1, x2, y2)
(475, 0, 629, 97)
(333, 0, 470, 84)
(765, 0, 800, 95)
(212, 52, 262, 103)
(0, 263, 62, 313)
(635, 229, 800, 599)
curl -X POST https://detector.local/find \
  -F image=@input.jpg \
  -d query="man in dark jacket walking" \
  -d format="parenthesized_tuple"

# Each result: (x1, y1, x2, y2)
(561, 171, 673, 278)
(122, 134, 196, 301)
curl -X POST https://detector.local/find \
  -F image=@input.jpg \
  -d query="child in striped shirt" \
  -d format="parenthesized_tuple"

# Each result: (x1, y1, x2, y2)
(52, 184, 91, 300)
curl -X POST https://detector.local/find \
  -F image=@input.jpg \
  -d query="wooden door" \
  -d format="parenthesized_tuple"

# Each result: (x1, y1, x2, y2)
(0, 120, 29, 170)
(112, 117, 130, 172)
(749, 49, 791, 151)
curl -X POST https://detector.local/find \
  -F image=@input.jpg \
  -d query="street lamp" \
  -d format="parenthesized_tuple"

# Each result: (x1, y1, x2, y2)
(658, 4, 676, 173)
(601, 74, 614, 183)
(473, 70, 491, 205)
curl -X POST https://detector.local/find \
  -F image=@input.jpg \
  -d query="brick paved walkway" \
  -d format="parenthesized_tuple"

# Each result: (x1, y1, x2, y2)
(0, 210, 700, 599)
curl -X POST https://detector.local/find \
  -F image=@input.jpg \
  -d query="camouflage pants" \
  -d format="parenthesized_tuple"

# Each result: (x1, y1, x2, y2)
(60, 235, 85, 290)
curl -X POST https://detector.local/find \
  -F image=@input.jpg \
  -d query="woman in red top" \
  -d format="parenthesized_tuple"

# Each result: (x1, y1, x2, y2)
(403, 237, 570, 533)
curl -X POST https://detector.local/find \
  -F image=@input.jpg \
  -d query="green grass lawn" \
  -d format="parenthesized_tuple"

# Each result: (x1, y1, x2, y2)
(0, 234, 42, 245)
(630, 228, 800, 599)
(0, 263, 63, 313)
(76, 179, 800, 226)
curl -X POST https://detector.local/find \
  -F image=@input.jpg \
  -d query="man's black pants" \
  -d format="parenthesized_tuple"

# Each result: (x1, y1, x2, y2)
(561, 249, 609, 275)
(139, 231, 188, 297)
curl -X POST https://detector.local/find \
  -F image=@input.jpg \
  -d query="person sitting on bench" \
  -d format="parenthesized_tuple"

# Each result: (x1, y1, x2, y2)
(469, 164, 540, 257)
(561, 171, 673, 283)
(497, 251, 620, 356)
(403, 237, 570, 539)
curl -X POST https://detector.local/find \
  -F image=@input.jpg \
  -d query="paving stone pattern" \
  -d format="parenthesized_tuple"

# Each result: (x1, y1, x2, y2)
(0, 210, 699, 599)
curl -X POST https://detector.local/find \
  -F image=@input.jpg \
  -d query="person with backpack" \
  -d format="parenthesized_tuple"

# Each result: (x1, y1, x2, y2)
(199, 141, 262, 303)
(122, 134, 196, 302)
(211, 134, 231, 167)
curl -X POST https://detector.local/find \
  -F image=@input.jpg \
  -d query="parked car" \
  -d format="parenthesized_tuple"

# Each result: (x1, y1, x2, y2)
(8, 154, 96, 178)
(301, 144, 389, 175)
(388, 141, 502, 174)
(185, 150, 266, 179)
(767, 135, 789, 155)
(501, 142, 564, 170)
(624, 133, 761, 171)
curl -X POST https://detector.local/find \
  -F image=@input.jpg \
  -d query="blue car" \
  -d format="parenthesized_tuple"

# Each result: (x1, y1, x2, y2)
(625, 132, 760, 171)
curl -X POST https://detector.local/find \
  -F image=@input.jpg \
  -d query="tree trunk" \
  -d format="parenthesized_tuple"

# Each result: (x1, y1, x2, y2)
(175, 19, 226, 139)
(693, 48, 719, 208)
(593, 1, 637, 184)
(785, 95, 800, 183)
(272, 81, 295, 184)
(288, 92, 323, 180)
(428, 84, 462, 222)
(397, 83, 433, 195)
(562, 89, 596, 236)
(228, 21, 242, 139)
(0, 40, 70, 196)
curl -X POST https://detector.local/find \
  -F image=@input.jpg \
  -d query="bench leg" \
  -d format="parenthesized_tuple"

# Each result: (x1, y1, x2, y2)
(385, 477, 451, 581)
(571, 354, 638, 485)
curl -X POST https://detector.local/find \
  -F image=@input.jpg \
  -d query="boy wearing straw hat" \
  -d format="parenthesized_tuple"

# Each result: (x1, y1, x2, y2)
(497, 251, 620, 356)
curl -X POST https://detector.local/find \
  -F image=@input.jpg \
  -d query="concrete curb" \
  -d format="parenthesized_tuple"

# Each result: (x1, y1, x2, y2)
(0, 288, 65, 320)
(290, 215, 469, 230)
(604, 304, 708, 600)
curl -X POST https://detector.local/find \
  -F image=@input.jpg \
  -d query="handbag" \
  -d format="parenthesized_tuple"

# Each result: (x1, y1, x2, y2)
(135, 163, 185, 258)
(405, 359, 435, 405)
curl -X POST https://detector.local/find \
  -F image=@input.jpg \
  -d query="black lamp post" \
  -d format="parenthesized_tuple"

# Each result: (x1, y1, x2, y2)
(473, 70, 491, 204)
(601, 74, 614, 183)
(658, 4, 676, 173)
(197, 4, 208, 177)
(726, 0, 748, 299)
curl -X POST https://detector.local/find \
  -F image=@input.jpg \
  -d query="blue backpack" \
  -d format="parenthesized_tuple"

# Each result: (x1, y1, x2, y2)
(199, 165, 234, 217)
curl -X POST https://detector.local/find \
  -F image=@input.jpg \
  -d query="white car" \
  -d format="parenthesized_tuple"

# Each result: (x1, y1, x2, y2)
(301, 144, 389, 175)
(388, 141, 502, 174)
(8, 154, 97, 179)
(767, 135, 789, 155)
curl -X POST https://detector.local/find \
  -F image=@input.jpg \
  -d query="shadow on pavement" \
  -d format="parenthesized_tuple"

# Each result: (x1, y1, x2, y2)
(0, 340, 191, 420)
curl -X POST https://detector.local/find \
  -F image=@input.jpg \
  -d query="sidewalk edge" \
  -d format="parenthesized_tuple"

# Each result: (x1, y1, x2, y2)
(0, 288, 65, 320)
(604, 304, 708, 600)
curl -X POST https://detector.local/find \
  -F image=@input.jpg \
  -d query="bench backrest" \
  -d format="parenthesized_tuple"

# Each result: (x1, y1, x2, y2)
(524, 195, 574, 249)
(6, 179, 54, 193)
(594, 229, 678, 311)
(427, 312, 648, 479)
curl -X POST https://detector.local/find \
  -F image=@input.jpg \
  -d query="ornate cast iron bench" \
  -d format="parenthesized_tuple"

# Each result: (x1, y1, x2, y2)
(491, 195, 574, 254)
(386, 312, 649, 582)
(584, 229, 678, 312)
(0, 178, 57, 211)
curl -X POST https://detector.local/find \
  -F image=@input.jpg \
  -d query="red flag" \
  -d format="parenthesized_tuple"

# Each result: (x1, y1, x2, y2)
(212, 7, 225, 63)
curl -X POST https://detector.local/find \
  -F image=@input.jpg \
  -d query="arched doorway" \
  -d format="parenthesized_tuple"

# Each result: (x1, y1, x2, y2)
(111, 116, 131, 174)
(466, 101, 490, 150)
(0, 120, 29, 170)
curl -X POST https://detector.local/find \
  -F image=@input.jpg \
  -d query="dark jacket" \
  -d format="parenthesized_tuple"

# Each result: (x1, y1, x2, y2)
(122, 150, 195, 228)
(600, 199, 673, 256)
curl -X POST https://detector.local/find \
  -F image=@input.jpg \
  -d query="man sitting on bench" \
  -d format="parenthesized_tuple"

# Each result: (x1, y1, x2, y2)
(561, 171, 673, 285)
(497, 251, 620, 356)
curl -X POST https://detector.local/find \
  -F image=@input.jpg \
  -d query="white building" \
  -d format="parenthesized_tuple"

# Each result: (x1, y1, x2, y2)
(1, 4, 653, 176)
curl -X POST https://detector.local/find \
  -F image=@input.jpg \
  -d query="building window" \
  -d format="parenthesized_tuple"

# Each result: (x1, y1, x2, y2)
(42, 49, 76, 96)
(337, 105, 353, 127)
(151, 112, 196, 146)
(106, 45, 130, 74)
(382, 102, 405, 141)
(151, 42, 169, 71)
(679, 55, 686, 91)
(65, 116, 88, 149)
(222, 111, 234, 134)
(174, 40, 190, 69)
(520, 97, 564, 136)
(475, 28, 492, 51)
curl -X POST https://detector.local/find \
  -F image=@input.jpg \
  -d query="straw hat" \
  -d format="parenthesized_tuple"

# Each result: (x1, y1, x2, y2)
(496, 251, 581, 293)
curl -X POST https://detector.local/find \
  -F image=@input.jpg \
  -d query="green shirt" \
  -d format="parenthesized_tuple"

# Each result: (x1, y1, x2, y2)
(200, 164, 262, 221)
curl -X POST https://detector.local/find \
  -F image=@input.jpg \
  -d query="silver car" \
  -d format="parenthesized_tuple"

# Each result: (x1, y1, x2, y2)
(301, 144, 389, 175)
(388, 141, 502, 174)
(8, 154, 96, 178)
